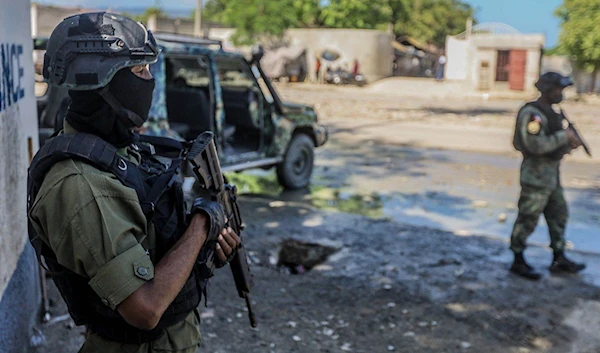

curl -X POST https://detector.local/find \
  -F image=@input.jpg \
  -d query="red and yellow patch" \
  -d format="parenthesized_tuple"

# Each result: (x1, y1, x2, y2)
(527, 115, 542, 135)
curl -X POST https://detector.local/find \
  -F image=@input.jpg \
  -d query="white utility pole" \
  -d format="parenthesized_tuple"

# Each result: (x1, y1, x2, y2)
(194, 0, 203, 37)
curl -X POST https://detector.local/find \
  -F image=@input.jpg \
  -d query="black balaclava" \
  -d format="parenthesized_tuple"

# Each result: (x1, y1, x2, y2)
(65, 67, 155, 148)
(107, 68, 156, 125)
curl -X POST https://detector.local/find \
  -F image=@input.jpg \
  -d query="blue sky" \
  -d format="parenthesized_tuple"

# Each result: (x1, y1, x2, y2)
(467, 0, 563, 47)
(37, 0, 563, 47)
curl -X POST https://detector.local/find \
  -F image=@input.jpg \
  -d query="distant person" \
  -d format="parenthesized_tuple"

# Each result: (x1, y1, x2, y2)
(435, 52, 446, 81)
(315, 57, 322, 83)
(352, 59, 360, 76)
(509, 72, 586, 280)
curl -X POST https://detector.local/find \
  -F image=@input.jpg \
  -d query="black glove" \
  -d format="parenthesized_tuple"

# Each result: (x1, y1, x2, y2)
(189, 198, 226, 243)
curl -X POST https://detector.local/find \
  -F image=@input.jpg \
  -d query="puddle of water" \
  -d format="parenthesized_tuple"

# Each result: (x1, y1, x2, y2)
(225, 168, 600, 254)
(225, 170, 384, 218)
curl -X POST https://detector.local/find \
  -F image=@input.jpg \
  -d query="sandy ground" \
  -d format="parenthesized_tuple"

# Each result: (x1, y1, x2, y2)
(30, 80, 600, 353)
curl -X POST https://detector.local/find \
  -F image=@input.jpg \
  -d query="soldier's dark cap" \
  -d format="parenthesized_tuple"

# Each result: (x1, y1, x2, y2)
(535, 72, 573, 93)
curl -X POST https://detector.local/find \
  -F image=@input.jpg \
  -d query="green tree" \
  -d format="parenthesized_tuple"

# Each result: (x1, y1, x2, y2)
(293, 0, 324, 28)
(194, 0, 473, 47)
(320, 0, 382, 29)
(199, 0, 299, 44)
(556, 0, 600, 87)
(201, 0, 228, 23)
(398, 0, 474, 47)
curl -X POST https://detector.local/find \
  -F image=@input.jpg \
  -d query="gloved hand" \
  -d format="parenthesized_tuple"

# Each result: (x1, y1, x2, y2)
(189, 198, 226, 243)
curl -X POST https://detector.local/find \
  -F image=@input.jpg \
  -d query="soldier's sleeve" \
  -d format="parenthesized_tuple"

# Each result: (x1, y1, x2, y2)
(40, 170, 155, 311)
(518, 110, 569, 156)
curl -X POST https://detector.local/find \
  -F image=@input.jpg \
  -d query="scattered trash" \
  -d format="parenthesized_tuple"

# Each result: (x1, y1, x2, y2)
(278, 239, 339, 274)
(383, 284, 392, 290)
(287, 321, 297, 328)
(47, 313, 70, 325)
(460, 341, 471, 349)
(418, 321, 429, 327)
(323, 328, 334, 336)
(30, 327, 46, 347)
(498, 213, 508, 223)
(473, 200, 488, 208)
(431, 321, 438, 326)
(207, 333, 217, 338)
(292, 335, 302, 342)
(236, 312, 243, 318)
(388, 323, 396, 328)
(387, 302, 396, 308)
(341, 342, 352, 351)
(403, 331, 416, 337)
(387, 345, 396, 351)
(42, 312, 51, 323)
(200, 309, 215, 319)
(427, 258, 462, 267)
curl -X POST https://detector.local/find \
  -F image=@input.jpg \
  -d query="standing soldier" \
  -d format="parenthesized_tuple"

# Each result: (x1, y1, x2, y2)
(509, 72, 586, 280)
(27, 13, 240, 352)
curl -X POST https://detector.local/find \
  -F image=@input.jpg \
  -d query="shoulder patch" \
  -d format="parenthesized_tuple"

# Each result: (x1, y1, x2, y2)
(527, 115, 542, 135)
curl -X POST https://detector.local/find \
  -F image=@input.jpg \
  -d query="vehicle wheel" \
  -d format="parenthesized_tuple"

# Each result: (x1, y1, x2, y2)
(277, 134, 314, 190)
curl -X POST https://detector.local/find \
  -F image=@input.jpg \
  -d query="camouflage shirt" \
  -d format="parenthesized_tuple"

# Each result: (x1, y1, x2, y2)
(513, 101, 571, 189)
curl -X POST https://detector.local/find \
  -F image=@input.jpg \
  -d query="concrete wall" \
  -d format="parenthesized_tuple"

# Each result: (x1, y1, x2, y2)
(285, 28, 393, 82)
(445, 36, 469, 80)
(1, 0, 41, 352)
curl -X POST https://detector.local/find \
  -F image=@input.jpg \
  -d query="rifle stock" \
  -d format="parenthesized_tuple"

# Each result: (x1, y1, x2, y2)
(185, 131, 257, 327)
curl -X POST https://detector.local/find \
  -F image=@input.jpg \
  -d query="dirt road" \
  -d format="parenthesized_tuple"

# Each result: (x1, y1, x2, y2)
(33, 81, 600, 353)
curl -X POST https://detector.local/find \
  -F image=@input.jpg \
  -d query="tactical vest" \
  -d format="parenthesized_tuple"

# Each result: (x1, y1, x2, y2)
(513, 101, 569, 161)
(27, 132, 204, 344)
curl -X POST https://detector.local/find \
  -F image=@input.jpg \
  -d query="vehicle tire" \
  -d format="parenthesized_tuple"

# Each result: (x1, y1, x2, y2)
(277, 134, 314, 190)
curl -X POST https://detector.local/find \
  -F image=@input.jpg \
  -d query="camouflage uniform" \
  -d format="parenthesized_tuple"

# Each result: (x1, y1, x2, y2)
(510, 101, 571, 253)
(29, 122, 202, 353)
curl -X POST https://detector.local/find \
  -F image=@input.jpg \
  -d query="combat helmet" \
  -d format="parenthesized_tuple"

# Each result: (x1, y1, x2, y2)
(535, 72, 573, 93)
(43, 12, 160, 126)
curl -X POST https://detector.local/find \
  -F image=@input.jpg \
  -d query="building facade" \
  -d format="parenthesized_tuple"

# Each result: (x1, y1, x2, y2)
(0, 0, 41, 352)
(445, 23, 545, 92)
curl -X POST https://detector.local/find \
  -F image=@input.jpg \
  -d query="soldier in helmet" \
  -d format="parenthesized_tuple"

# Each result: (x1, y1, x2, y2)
(509, 71, 586, 280)
(28, 12, 240, 352)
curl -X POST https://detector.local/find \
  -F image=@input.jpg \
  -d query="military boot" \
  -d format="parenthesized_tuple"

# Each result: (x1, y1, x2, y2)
(550, 251, 586, 274)
(510, 252, 542, 280)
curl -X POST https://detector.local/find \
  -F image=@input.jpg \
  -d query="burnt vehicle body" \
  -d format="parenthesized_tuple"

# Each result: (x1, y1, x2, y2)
(35, 33, 328, 189)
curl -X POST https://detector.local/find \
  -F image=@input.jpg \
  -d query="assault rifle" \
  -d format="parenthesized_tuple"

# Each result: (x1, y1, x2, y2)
(561, 109, 592, 157)
(184, 131, 257, 327)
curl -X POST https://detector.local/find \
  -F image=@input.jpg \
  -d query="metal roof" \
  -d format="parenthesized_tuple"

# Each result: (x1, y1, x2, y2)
(455, 22, 522, 39)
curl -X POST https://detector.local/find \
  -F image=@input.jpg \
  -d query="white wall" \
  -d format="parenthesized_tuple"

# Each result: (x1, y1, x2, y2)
(525, 49, 542, 92)
(0, 0, 38, 299)
(445, 36, 469, 80)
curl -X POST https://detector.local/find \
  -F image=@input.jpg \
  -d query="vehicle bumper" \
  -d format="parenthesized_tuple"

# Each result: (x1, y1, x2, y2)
(314, 125, 328, 147)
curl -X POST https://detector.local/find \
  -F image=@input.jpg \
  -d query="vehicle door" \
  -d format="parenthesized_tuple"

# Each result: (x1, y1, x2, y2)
(213, 54, 272, 165)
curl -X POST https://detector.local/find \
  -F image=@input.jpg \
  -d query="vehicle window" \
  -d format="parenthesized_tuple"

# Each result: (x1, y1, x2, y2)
(215, 57, 257, 89)
(166, 56, 210, 88)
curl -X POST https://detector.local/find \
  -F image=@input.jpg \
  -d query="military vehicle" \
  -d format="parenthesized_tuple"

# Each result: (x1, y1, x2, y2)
(35, 33, 328, 189)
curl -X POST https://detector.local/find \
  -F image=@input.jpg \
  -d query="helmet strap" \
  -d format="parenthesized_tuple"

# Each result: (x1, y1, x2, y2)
(97, 86, 145, 128)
